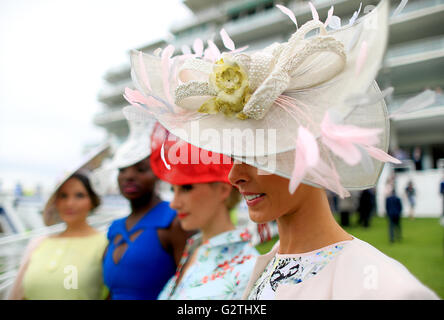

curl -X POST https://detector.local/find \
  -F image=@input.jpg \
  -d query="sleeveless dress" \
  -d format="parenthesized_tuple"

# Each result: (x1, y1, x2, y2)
(103, 201, 177, 300)
(23, 232, 108, 300)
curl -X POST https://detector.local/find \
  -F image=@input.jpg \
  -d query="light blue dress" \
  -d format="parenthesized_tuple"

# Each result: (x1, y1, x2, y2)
(158, 228, 258, 300)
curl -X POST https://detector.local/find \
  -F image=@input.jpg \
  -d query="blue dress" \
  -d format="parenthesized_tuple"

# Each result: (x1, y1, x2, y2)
(103, 201, 177, 300)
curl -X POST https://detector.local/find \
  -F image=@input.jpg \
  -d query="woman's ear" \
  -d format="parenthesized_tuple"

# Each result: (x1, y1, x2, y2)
(218, 183, 233, 202)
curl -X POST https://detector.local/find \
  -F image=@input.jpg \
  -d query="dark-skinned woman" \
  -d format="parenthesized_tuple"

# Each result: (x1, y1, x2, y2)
(101, 106, 190, 300)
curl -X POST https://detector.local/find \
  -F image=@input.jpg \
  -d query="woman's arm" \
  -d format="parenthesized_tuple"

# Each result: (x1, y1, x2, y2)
(7, 236, 46, 300)
(101, 243, 112, 300)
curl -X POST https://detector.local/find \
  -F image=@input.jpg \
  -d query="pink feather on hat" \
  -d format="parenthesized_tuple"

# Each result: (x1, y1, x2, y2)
(205, 39, 221, 62)
(193, 38, 204, 56)
(138, 51, 152, 92)
(321, 112, 400, 166)
(220, 28, 235, 51)
(276, 4, 298, 29)
(324, 6, 334, 27)
(161, 45, 175, 105)
(321, 112, 381, 166)
(289, 127, 319, 194)
(364, 145, 401, 164)
(355, 41, 368, 76)
(309, 2, 319, 21)
(123, 88, 163, 112)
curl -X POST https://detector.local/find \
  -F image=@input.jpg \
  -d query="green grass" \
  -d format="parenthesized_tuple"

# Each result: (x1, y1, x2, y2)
(255, 215, 444, 299)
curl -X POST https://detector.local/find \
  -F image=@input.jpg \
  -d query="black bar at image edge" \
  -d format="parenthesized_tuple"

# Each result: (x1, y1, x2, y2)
(1, 300, 442, 318)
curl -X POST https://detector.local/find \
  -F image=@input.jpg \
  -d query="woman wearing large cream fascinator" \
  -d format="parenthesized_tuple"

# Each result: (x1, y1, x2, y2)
(124, 0, 438, 299)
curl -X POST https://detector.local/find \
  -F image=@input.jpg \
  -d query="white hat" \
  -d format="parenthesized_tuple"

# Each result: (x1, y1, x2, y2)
(42, 143, 111, 226)
(106, 105, 157, 170)
(89, 105, 157, 196)
(124, 0, 400, 198)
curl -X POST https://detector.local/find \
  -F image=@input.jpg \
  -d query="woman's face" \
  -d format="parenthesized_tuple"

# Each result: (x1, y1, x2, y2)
(169, 183, 229, 231)
(228, 162, 302, 223)
(117, 157, 157, 201)
(55, 177, 93, 225)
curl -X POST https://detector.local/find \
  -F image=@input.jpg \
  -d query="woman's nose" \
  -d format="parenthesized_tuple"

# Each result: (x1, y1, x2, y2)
(169, 191, 182, 211)
(65, 196, 75, 207)
(228, 160, 250, 188)
(119, 166, 136, 181)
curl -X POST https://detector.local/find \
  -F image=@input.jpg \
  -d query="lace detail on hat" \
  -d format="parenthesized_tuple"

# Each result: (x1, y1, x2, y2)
(238, 52, 276, 91)
(173, 28, 345, 119)
(174, 81, 217, 106)
(241, 36, 346, 120)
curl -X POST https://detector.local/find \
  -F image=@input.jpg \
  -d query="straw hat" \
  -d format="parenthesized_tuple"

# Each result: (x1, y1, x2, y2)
(42, 143, 111, 226)
(124, 0, 400, 198)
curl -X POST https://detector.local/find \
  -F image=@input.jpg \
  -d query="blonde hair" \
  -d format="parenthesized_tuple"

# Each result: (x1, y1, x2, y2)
(225, 186, 241, 210)
(209, 182, 241, 210)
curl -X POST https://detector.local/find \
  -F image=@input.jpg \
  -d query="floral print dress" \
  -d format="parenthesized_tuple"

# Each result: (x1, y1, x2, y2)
(158, 228, 258, 300)
(248, 241, 350, 300)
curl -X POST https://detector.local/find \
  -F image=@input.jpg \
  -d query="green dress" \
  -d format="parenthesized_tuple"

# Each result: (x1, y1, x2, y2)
(23, 232, 108, 300)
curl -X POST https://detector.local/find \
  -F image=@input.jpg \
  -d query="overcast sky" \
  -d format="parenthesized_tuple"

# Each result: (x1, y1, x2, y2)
(0, 0, 192, 192)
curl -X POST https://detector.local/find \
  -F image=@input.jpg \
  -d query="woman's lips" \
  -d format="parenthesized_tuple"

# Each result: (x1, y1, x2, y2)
(177, 212, 189, 219)
(122, 184, 140, 194)
(242, 192, 266, 207)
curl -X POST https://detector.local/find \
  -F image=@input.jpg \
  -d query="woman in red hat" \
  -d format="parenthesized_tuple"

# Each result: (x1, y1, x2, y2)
(150, 124, 258, 300)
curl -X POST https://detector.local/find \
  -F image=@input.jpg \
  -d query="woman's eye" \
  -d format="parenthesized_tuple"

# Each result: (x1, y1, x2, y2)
(59, 193, 67, 199)
(137, 165, 150, 173)
(75, 193, 86, 198)
(181, 185, 193, 192)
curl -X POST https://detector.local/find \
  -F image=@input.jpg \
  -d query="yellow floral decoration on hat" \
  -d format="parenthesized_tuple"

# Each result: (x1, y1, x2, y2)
(198, 58, 251, 119)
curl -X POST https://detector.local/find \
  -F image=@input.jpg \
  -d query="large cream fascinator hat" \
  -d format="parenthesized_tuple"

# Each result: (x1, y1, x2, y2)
(124, 0, 402, 198)
(43, 143, 111, 226)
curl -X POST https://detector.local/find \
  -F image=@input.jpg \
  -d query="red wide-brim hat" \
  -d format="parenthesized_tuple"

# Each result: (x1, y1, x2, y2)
(150, 123, 233, 185)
